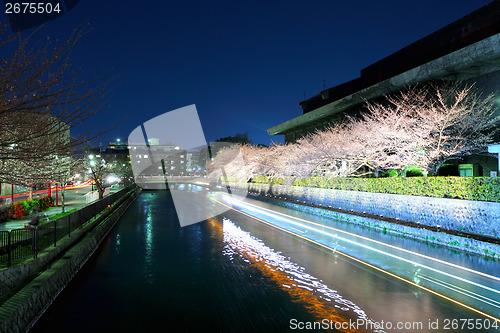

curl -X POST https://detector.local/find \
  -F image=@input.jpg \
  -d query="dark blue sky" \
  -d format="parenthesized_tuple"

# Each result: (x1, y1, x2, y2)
(1, 0, 494, 146)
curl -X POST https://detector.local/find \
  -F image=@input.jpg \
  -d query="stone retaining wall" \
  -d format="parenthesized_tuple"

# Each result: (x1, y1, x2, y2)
(0, 186, 141, 333)
(277, 199, 500, 258)
(228, 182, 500, 239)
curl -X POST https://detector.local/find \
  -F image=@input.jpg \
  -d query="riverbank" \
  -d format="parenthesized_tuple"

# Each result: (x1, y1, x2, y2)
(227, 182, 500, 259)
(0, 185, 141, 333)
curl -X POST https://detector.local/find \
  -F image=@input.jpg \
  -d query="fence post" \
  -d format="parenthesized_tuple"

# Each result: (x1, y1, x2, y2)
(7, 231, 11, 268)
(33, 228, 38, 259)
(54, 219, 57, 247)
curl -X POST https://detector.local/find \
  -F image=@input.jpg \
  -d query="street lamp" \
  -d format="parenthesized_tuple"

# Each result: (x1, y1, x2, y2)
(89, 155, 96, 191)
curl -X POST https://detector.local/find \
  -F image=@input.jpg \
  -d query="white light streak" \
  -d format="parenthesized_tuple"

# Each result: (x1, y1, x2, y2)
(224, 196, 500, 282)
(218, 195, 500, 315)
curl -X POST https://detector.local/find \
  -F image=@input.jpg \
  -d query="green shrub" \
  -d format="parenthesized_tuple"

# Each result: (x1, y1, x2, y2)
(388, 169, 399, 177)
(6, 196, 54, 220)
(404, 166, 424, 177)
(232, 174, 500, 202)
(252, 176, 285, 185)
(12, 201, 29, 218)
(255, 176, 500, 202)
(27, 199, 40, 212)
(38, 196, 54, 209)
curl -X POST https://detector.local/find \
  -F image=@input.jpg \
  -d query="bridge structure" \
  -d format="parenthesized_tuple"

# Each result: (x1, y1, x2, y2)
(134, 176, 211, 189)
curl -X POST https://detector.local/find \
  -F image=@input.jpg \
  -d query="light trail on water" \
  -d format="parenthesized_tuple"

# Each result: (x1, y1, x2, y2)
(209, 195, 500, 322)
(224, 196, 500, 282)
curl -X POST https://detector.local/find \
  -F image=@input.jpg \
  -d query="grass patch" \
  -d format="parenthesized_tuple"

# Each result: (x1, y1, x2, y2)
(47, 209, 77, 221)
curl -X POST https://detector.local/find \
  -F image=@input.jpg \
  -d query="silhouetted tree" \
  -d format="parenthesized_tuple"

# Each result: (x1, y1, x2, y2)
(0, 23, 116, 186)
(215, 132, 251, 145)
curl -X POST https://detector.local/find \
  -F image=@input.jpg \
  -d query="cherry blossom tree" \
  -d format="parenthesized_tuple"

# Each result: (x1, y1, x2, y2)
(51, 155, 84, 212)
(361, 82, 499, 175)
(210, 82, 498, 180)
(0, 23, 116, 187)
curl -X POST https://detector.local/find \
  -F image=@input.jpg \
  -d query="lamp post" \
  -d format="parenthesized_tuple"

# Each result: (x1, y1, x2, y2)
(89, 154, 95, 191)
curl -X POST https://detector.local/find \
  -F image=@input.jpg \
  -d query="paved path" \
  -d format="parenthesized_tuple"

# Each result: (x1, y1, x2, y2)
(0, 184, 124, 232)
(0, 181, 93, 205)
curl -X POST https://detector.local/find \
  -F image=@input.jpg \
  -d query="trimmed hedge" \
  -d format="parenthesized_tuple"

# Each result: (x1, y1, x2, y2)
(251, 176, 500, 202)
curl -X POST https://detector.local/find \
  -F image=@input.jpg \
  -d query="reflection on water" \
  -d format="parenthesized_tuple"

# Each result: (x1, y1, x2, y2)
(221, 195, 500, 320)
(144, 209, 154, 284)
(30, 189, 499, 333)
(220, 217, 380, 332)
(31, 191, 329, 332)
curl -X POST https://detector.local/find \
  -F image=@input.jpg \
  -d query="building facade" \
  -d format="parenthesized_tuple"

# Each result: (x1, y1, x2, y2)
(128, 139, 187, 177)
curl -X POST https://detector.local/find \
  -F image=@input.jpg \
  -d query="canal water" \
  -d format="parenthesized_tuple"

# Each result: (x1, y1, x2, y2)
(30, 189, 499, 332)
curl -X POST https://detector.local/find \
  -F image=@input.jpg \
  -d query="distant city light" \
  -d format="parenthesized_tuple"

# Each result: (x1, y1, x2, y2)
(106, 175, 119, 183)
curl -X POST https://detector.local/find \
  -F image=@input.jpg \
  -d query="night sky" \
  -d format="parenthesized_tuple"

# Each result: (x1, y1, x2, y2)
(0, 0, 494, 146)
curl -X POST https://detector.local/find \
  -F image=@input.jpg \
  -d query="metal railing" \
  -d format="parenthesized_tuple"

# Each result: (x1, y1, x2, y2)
(0, 184, 136, 267)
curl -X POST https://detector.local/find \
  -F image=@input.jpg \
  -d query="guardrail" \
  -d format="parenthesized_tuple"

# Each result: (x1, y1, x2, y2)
(84, 187, 111, 204)
(0, 184, 137, 267)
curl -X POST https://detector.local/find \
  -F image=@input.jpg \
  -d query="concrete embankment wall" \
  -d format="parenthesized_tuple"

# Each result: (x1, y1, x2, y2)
(0, 186, 141, 333)
(228, 182, 500, 257)
(230, 183, 500, 238)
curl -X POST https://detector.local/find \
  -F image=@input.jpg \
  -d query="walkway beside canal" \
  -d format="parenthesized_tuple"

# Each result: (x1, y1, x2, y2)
(0, 185, 141, 333)
(0, 184, 123, 231)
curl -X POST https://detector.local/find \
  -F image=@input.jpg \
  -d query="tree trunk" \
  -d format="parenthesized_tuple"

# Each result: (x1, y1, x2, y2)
(61, 187, 65, 213)
(96, 181, 104, 199)
(28, 186, 33, 200)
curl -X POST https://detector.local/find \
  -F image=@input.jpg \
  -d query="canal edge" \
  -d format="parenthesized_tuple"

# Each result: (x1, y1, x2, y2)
(229, 182, 500, 259)
(0, 186, 142, 333)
